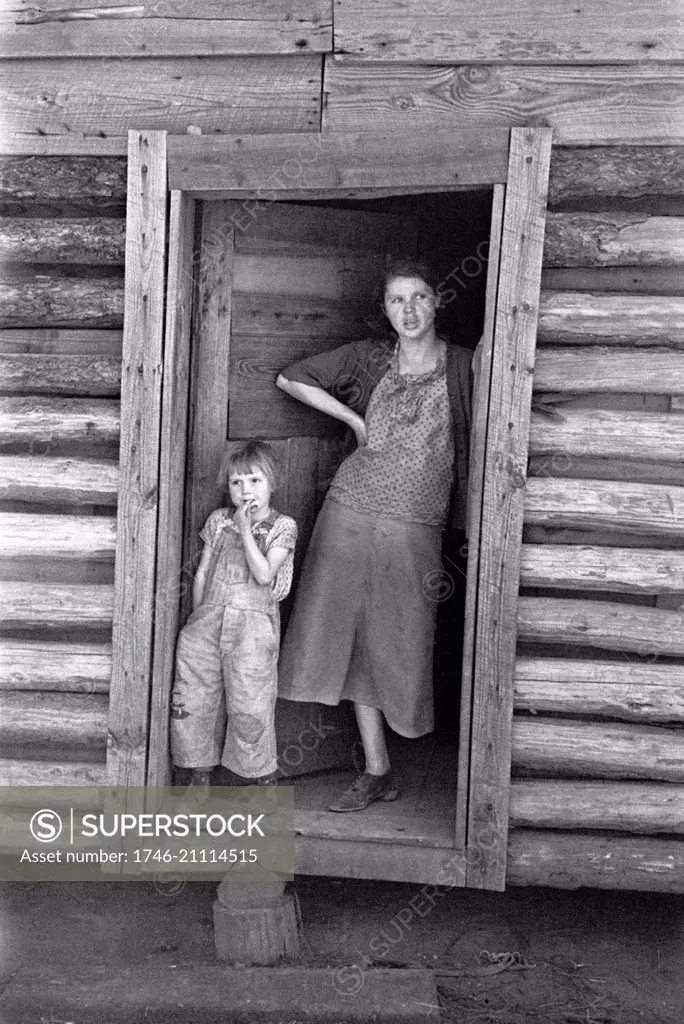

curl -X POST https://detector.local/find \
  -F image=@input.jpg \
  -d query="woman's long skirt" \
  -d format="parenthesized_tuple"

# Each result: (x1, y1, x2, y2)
(278, 497, 443, 738)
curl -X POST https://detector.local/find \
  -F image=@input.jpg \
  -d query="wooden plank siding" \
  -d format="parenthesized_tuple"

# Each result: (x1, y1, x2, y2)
(323, 63, 684, 146)
(2, 1, 332, 57)
(147, 191, 196, 786)
(332, 0, 684, 64)
(0, 57, 321, 144)
(107, 130, 167, 787)
(466, 128, 552, 890)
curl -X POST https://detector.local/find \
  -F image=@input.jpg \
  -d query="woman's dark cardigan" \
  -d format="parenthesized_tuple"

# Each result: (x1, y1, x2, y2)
(280, 337, 473, 533)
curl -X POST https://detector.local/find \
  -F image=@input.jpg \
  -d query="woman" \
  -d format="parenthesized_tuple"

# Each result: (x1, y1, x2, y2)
(276, 259, 473, 812)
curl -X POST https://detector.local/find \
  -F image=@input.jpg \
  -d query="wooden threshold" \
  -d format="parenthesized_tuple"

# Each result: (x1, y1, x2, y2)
(291, 735, 457, 850)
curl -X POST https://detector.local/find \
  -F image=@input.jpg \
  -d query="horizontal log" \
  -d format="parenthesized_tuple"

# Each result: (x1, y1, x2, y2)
(334, 0, 682, 64)
(541, 267, 684, 296)
(0, 397, 120, 447)
(0, 512, 116, 561)
(0, 269, 124, 328)
(524, 478, 684, 539)
(510, 780, 684, 833)
(549, 147, 684, 203)
(519, 545, 684, 595)
(0, 638, 111, 692)
(0, 217, 125, 264)
(515, 655, 684, 723)
(323, 63, 684, 146)
(533, 348, 684, 395)
(515, 680, 684, 724)
(0, 691, 107, 755)
(528, 455, 684, 489)
(0, 581, 113, 628)
(0, 353, 121, 396)
(507, 831, 684, 892)
(544, 213, 684, 268)
(0, 328, 122, 356)
(0, 556, 114, 587)
(1, 57, 321, 142)
(2, 12, 331, 58)
(0, 156, 126, 201)
(538, 293, 684, 347)
(529, 409, 684, 463)
(517, 596, 684, 657)
(168, 130, 510, 196)
(512, 717, 684, 782)
(0, 758, 106, 785)
(0, 455, 118, 504)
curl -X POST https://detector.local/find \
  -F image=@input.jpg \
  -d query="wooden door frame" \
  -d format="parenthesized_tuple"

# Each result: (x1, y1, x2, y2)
(113, 125, 551, 887)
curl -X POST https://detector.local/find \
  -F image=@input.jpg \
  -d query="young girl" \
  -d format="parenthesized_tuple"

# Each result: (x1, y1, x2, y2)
(170, 441, 297, 788)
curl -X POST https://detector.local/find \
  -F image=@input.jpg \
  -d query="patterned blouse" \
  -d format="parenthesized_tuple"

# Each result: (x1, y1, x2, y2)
(328, 351, 454, 526)
(200, 508, 298, 603)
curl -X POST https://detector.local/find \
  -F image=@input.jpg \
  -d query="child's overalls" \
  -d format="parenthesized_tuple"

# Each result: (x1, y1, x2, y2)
(170, 513, 282, 778)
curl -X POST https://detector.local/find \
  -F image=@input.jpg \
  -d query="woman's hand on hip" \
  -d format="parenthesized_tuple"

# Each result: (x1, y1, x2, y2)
(349, 412, 368, 447)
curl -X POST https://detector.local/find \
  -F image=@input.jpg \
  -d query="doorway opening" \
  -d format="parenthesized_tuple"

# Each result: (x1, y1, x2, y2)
(182, 187, 494, 850)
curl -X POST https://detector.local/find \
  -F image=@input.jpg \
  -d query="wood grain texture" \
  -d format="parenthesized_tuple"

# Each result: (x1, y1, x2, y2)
(108, 131, 167, 788)
(0, 57, 321, 143)
(0, 690, 108, 756)
(323, 63, 684, 145)
(538, 293, 684, 347)
(2, 8, 331, 57)
(517, 596, 684, 657)
(528, 455, 684, 489)
(529, 408, 684, 463)
(181, 200, 236, 623)
(514, 657, 684, 723)
(544, 213, 684, 268)
(0, 156, 126, 200)
(524, 478, 684, 539)
(533, 348, 684, 395)
(0, 454, 117, 505)
(548, 147, 684, 203)
(456, 186, 504, 851)
(0, 758, 106, 785)
(510, 780, 684, 833)
(234, 202, 418, 256)
(168, 129, 510, 195)
(0, 216, 125, 263)
(0, 638, 111, 692)
(147, 192, 195, 787)
(512, 717, 684, 782)
(0, 397, 120, 447)
(519, 544, 684, 595)
(0, 354, 121, 395)
(233, 292, 371, 339)
(333, 0, 683, 64)
(0, 512, 116, 561)
(467, 128, 552, 891)
(0, 270, 124, 328)
(507, 831, 684, 892)
(541, 267, 684, 296)
(0, 581, 113, 627)
(0, 329, 122, 356)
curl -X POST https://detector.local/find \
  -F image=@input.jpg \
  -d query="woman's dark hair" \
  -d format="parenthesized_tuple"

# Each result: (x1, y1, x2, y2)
(381, 257, 441, 297)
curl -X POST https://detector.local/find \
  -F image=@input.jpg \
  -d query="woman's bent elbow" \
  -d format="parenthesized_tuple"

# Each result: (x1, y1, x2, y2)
(276, 373, 290, 393)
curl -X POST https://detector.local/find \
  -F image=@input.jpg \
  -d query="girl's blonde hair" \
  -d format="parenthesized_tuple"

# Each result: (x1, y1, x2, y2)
(217, 440, 282, 498)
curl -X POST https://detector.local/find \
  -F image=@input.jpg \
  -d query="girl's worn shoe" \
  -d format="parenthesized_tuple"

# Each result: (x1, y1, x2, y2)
(328, 771, 399, 812)
(254, 772, 279, 787)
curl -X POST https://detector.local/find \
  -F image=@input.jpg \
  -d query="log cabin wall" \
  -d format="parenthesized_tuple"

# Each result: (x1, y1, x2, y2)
(0, 160, 126, 786)
(1, 0, 683, 888)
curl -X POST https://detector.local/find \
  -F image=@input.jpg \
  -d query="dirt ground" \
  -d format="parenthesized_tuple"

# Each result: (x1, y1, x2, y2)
(1, 876, 682, 1023)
